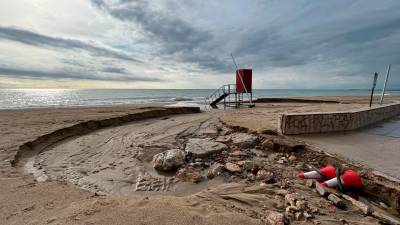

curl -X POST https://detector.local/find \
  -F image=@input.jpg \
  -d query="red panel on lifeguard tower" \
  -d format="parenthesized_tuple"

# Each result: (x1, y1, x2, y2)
(236, 69, 252, 93)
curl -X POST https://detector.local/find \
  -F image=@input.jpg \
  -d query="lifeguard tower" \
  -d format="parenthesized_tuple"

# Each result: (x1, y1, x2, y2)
(207, 69, 255, 109)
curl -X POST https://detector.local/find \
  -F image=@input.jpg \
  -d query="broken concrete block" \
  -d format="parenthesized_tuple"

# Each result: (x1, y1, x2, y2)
(327, 194, 345, 209)
(342, 194, 373, 215)
(306, 179, 315, 188)
(315, 183, 329, 197)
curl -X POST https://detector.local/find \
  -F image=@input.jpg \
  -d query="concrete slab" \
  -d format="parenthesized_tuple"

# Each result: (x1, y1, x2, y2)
(296, 116, 400, 180)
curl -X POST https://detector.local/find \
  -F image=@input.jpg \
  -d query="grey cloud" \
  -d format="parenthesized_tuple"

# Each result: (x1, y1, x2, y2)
(0, 26, 141, 62)
(101, 67, 128, 74)
(91, 0, 232, 73)
(0, 67, 163, 82)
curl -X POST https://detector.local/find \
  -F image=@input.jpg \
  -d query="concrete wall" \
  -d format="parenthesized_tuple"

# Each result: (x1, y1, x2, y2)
(280, 103, 400, 135)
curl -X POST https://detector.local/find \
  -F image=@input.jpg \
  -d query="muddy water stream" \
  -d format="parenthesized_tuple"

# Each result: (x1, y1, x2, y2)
(23, 113, 227, 196)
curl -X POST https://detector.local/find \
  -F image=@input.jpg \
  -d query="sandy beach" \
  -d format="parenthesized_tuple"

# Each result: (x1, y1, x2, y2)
(1, 96, 400, 225)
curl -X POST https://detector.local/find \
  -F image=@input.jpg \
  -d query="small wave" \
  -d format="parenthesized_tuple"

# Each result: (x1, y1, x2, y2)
(172, 97, 194, 101)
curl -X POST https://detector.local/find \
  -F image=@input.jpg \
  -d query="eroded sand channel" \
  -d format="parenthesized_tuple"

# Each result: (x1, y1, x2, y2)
(26, 113, 224, 196)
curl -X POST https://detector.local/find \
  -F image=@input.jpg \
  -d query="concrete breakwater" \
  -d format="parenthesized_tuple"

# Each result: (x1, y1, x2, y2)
(280, 102, 400, 135)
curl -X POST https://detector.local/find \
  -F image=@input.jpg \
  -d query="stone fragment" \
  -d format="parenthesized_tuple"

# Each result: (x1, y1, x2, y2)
(261, 139, 275, 149)
(229, 151, 248, 157)
(231, 133, 258, 148)
(176, 167, 204, 183)
(303, 212, 313, 219)
(200, 129, 218, 137)
(315, 182, 329, 197)
(327, 194, 345, 208)
(306, 179, 315, 188)
(256, 169, 274, 181)
(285, 193, 299, 206)
(185, 138, 227, 158)
(295, 212, 303, 220)
(342, 194, 373, 215)
(288, 155, 297, 161)
(207, 163, 225, 179)
(152, 149, 185, 171)
(265, 210, 284, 225)
(225, 162, 241, 173)
(276, 189, 288, 196)
(273, 137, 305, 152)
(215, 135, 232, 143)
(296, 200, 307, 210)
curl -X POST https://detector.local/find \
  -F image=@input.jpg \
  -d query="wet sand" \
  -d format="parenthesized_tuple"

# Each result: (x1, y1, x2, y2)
(1, 97, 400, 225)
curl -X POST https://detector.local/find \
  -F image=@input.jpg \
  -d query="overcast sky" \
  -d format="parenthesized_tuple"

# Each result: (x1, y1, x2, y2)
(0, 0, 399, 89)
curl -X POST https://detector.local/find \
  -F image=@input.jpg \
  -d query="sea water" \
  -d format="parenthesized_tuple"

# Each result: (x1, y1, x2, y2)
(0, 89, 399, 109)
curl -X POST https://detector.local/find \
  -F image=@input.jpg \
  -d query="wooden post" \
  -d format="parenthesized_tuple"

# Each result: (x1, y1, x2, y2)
(379, 64, 391, 105)
(370, 72, 378, 107)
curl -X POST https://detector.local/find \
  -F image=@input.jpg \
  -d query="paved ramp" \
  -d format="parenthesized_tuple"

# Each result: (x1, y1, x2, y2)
(297, 116, 400, 180)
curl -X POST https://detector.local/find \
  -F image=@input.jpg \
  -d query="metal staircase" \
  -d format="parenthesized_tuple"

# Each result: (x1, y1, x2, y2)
(206, 84, 236, 109)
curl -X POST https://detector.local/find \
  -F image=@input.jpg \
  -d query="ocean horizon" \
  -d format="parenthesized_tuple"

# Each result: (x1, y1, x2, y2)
(1, 88, 399, 109)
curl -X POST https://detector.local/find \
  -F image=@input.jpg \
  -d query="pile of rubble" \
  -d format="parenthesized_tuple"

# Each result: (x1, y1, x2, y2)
(151, 126, 400, 224)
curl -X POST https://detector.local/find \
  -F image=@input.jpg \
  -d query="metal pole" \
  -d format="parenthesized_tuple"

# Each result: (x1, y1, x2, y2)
(379, 64, 391, 105)
(370, 72, 378, 107)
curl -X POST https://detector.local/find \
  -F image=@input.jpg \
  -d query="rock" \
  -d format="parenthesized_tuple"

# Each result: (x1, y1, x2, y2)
(261, 139, 275, 149)
(273, 137, 305, 152)
(256, 169, 274, 181)
(306, 179, 315, 188)
(207, 163, 225, 178)
(251, 149, 268, 157)
(296, 200, 307, 211)
(247, 173, 255, 181)
(277, 159, 285, 164)
(285, 193, 299, 206)
(288, 155, 297, 161)
(315, 182, 329, 197)
(342, 194, 373, 215)
(225, 162, 241, 173)
(215, 135, 232, 143)
(231, 133, 258, 148)
(229, 151, 248, 157)
(176, 167, 204, 183)
(303, 212, 313, 219)
(276, 189, 288, 196)
(152, 149, 185, 171)
(185, 138, 228, 158)
(265, 210, 284, 225)
(220, 127, 233, 136)
(327, 194, 345, 209)
(295, 211, 303, 220)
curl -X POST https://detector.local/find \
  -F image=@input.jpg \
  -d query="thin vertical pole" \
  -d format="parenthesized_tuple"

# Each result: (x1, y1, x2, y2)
(379, 64, 391, 105)
(370, 72, 378, 107)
